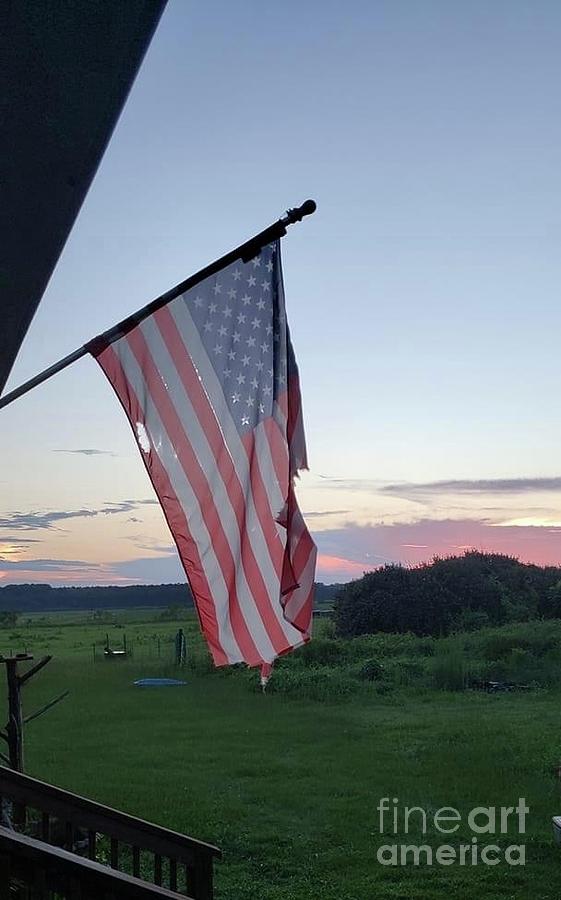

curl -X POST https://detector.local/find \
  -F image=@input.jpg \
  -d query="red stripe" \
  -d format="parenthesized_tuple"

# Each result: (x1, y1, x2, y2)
(95, 344, 228, 666)
(280, 485, 299, 595)
(256, 420, 311, 602)
(293, 587, 314, 632)
(122, 327, 263, 666)
(281, 505, 315, 634)
(287, 375, 301, 443)
(153, 307, 293, 656)
(290, 510, 312, 580)
(256, 419, 303, 599)
(285, 580, 315, 633)
(241, 429, 284, 576)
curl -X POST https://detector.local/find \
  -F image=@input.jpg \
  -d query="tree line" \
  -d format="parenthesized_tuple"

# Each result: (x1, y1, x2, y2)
(334, 551, 561, 638)
(0, 583, 195, 613)
(0, 581, 339, 615)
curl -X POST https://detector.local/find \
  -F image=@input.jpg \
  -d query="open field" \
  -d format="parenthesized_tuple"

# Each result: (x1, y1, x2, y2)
(1, 614, 561, 898)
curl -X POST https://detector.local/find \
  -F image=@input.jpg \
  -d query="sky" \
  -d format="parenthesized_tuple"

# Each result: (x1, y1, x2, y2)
(3, 0, 561, 586)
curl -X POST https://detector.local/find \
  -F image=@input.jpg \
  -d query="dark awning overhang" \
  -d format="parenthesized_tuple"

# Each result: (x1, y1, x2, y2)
(0, 1, 167, 394)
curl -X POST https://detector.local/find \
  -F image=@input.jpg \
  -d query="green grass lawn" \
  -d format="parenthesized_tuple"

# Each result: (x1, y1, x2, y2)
(1, 616, 561, 898)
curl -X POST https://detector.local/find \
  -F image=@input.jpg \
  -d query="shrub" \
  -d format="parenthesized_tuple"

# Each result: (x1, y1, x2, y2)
(432, 648, 468, 691)
(351, 632, 419, 658)
(393, 659, 426, 687)
(187, 649, 215, 675)
(354, 658, 384, 682)
(297, 638, 348, 668)
(482, 634, 531, 661)
(267, 666, 359, 700)
(414, 637, 437, 657)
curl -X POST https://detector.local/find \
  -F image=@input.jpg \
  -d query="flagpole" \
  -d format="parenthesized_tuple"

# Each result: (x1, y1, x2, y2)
(0, 200, 316, 413)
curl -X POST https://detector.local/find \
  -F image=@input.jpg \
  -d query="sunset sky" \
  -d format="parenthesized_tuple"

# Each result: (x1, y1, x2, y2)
(3, 0, 561, 586)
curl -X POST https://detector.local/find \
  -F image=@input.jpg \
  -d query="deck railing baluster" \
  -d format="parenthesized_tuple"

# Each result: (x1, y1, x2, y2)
(185, 864, 194, 897)
(154, 852, 162, 885)
(169, 858, 177, 892)
(110, 837, 119, 869)
(41, 811, 50, 842)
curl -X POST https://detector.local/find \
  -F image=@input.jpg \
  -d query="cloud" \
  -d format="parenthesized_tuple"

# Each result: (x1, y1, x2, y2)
(0, 500, 158, 531)
(312, 517, 561, 575)
(0, 510, 99, 530)
(99, 502, 141, 515)
(382, 477, 561, 497)
(317, 476, 385, 491)
(0, 537, 42, 544)
(0, 557, 101, 571)
(0, 552, 185, 586)
(316, 554, 374, 581)
(130, 540, 177, 554)
(303, 510, 351, 519)
(52, 449, 116, 457)
(109, 555, 185, 583)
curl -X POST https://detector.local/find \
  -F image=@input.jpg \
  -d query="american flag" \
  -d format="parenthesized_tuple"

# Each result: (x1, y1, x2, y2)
(90, 240, 316, 668)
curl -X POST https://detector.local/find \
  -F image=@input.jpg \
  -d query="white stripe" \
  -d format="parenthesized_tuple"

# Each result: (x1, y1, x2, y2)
(253, 421, 286, 521)
(166, 301, 305, 648)
(113, 339, 244, 665)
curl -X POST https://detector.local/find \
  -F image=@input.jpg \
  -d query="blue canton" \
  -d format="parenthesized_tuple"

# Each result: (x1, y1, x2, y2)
(182, 242, 288, 435)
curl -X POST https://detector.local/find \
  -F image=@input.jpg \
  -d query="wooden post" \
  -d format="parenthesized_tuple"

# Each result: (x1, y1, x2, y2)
(1, 654, 33, 826)
(1, 655, 33, 773)
(1, 653, 67, 775)
(6, 660, 22, 772)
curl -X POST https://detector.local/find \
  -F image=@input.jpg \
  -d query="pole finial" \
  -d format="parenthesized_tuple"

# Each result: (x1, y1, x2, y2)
(283, 200, 317, 225)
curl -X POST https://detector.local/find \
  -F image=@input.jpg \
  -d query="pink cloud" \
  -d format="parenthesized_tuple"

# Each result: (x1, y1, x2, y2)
(313, 518, 561, 578)
(316, 554, 374, 582)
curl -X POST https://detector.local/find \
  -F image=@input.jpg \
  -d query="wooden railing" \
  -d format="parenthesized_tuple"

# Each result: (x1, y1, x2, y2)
(0, 766, 220, 899)
(0, 828, 186, 899)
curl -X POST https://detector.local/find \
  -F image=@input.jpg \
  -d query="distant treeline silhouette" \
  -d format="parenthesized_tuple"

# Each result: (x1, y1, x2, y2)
(0, 581, 339, 614)
(334, 551, 561, 637)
